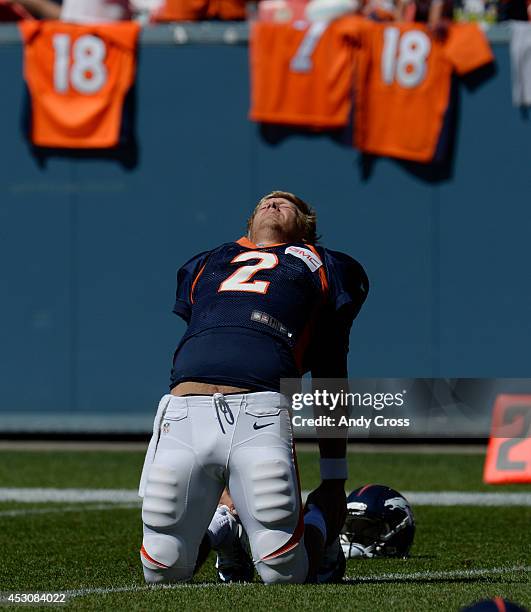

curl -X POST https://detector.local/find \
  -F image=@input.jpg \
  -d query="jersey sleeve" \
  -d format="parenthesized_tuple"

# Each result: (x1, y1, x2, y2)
(322, 248, 369, 319)
(445, 23, 494, 76)
(172, 250, 211, 323)
(307, 248, 369, 377)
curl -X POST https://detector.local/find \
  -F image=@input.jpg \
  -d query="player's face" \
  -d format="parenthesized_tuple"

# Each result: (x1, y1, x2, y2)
(251, 197, 301, 240)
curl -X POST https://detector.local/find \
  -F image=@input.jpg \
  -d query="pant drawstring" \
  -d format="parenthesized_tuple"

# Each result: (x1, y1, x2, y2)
(213, 392, 235, 434)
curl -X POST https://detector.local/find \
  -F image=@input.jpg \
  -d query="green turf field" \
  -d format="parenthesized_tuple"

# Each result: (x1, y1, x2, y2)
(0, 448, 529, 611)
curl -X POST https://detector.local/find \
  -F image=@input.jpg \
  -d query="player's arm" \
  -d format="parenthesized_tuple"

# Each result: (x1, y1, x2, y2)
(306, 250, 369, 543)
(313, 307, 351, 451)
(306, 306, 352, 544)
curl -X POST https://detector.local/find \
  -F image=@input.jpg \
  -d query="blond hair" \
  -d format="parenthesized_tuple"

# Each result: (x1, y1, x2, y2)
(247, 190, 318, 244)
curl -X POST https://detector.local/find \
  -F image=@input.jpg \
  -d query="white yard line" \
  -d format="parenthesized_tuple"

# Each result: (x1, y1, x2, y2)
(56, 565, 529, 598)
(0, 441, 148, 451)
(0, 488, 140, 503)
(1, 488, 531, 506)
(346, 565, 531, 583)
(0, 503, 139, 517)
(402, 492, 531, 506)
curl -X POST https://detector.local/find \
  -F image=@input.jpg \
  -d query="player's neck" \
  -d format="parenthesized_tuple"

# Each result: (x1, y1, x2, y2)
(250, 229, 291, 246)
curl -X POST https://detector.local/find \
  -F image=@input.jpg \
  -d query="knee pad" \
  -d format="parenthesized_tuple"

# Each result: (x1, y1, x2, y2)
(140, 534, 192, 584)
(250, 459, 298, 525)
(142, 451, 192, 528)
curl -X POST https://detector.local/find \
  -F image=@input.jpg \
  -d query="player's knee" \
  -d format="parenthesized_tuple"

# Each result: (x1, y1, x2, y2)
(140, 534, 192, 584)
(255, 543, 308, 585)
(252, 529, 308, 585)
(140, 452, 201, 583)
(249, 459, 298, 525)
(244, 459, 305, 583)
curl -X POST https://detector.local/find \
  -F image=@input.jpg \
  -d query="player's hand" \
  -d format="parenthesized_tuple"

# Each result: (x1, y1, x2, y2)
(305, 480, 347, 545)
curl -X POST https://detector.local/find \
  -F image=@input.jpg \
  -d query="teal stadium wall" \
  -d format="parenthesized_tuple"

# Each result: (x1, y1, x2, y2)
(0, 23, 529, 432)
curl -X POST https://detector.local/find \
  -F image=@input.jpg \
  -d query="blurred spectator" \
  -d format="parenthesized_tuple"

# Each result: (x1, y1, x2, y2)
(511, 20, 531, 105)
(498, 0, 531, 19)
(258, 0, 356, 22)
(60, 0, 134, 21)
(130, 0, 164, 21)
(257, 0, 307, 21)
(0, 0, 169, 21)
(152, 0, 246, 21)
(0, 0, 60, 19)
(362, 0, 398, 20)
(453, 0, 498, 21)
(395, 0, 453, 22)
(0, 0, 33, 20)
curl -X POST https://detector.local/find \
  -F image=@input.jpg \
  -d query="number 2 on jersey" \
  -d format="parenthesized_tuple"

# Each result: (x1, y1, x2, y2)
(381, 28, 431, 88)
(53, 34, 108, 94)
(219, 251, 278, 294)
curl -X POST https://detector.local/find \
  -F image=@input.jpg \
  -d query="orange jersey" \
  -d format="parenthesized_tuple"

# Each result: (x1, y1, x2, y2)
(353, 21, 494, 162)
(19, 21, 140, 149)
(152, 0, 245, 21)
(249, 17, 362, 128)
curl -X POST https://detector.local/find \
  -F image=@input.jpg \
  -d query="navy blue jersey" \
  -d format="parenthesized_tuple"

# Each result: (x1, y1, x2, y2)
(170, 237, 368, 391)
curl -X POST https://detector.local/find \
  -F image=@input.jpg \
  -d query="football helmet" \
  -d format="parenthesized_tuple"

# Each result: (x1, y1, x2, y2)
(340, 484, 415, 559)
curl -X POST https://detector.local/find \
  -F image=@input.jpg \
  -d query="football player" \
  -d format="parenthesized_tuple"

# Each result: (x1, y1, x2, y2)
(138, 191, 368, 584)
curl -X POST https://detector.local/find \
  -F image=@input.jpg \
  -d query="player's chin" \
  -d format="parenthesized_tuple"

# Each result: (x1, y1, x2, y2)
(259, 218, 284, 232)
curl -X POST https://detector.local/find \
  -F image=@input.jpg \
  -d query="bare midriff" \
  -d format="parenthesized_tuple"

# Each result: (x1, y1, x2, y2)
(171, 382, 250, 396)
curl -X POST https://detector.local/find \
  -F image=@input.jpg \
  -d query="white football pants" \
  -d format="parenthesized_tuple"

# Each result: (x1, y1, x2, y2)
(138, 391, 308, 585)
